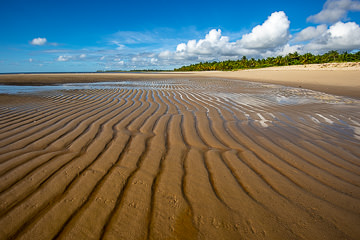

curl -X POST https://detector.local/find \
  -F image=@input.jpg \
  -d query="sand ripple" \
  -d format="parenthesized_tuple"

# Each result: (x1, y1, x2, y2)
(0, 78, 359, 239)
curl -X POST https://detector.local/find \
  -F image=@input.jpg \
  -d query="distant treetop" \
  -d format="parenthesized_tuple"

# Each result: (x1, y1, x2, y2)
(174, 51, 360, 71)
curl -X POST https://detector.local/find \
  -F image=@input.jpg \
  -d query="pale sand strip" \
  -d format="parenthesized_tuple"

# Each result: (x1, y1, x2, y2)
(0, 76, 360, 239)
(195, 69, 360, 99)
(199, 62, 360, 100)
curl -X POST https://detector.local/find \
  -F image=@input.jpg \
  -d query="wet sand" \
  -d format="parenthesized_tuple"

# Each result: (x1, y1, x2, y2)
(0, 69, 360, 239)
(0, 62, 360, 98)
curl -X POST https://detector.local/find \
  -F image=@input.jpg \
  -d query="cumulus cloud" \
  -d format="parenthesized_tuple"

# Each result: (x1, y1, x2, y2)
(158, 11, 292, 63)
(293, 25, 328, 42)
(304, 21, 360, 51)
(307, 0, 360, 24)
(57, 55, 71, 62)
(155, 9, 360, 68)
(30, 37, 47, 46)
(42, 9, 360, 70)
(238, 11, 290, 49)
(263, 44, 303, 58)
(173, 29, 236, 57)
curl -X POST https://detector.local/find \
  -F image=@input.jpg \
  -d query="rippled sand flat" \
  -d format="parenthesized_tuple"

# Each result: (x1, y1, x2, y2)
(0, 77, 359, 239)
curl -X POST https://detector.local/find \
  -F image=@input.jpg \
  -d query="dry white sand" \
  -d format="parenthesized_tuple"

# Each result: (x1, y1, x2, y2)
(0, 65, 360, 239)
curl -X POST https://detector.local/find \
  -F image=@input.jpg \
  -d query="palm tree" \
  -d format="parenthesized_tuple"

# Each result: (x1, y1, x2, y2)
(326, 50, 339, 62)
(174, 50, 360, 71)
(275, 56, 283, 66)
(301, 53, 313, 64)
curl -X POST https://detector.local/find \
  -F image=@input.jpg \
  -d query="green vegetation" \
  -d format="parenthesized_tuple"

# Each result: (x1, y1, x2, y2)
(174, 51, 360, 71)
(96, 69, 171, 73)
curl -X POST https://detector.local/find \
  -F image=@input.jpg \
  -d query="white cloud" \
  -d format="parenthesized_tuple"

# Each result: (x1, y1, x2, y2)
(173, 29, 237, 57)
(111, 41, 126, 50)
(264, 44, 303, 58)
(293, 25, 328, 42)
(158, 11, 291, 63)
(56, 54, 92, 62)
(307, 0, 360, 23)
(158, 50, 173, 59)
(238, 11, 290, 49)
(33, 10, 359, 71)
(112, 58, 124, 65)
(29, 58, 33, 63)
(30, 37, 47, 46)
(304, 21, 360, 51)
(150, 58, 158, 64)
(57, 55, 71, 62)
(155, 10, 360, 68)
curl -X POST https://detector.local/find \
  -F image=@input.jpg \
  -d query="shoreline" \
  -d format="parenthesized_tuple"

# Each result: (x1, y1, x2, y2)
(0, 70, 359, 239)
(0, 62, 359, 98)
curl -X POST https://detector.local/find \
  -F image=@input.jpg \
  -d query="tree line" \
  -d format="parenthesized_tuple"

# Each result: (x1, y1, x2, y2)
(174, 51, 360, 71)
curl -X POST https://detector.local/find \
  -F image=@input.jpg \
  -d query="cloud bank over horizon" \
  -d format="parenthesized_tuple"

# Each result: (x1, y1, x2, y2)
(20, 0, 360, 71)
(155, 7, 360, 68)
(158, 11, 295, 64)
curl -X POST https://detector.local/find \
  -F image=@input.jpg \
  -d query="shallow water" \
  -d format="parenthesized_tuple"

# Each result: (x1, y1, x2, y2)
(0, 79, 356, 106)
(0, 78, 359, 240)
(0, 82, 131, 94)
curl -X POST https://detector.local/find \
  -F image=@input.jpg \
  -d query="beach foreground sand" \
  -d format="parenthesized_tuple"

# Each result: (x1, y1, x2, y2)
(0, 65, 360, 239)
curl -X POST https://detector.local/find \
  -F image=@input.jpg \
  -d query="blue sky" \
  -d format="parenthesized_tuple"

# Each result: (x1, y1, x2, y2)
(1, 0, 360, 72)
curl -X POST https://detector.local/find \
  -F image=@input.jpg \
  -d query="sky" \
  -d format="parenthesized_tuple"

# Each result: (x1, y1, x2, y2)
(1, 0, 360, 72)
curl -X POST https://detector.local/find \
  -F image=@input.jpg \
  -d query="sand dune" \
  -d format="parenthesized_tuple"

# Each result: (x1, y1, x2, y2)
(0, 77, 360, 239)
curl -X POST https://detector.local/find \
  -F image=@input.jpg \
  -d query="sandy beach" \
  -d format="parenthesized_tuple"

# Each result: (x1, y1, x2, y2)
(1, 62, 360, 98)
(0, 64, 360, 239)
